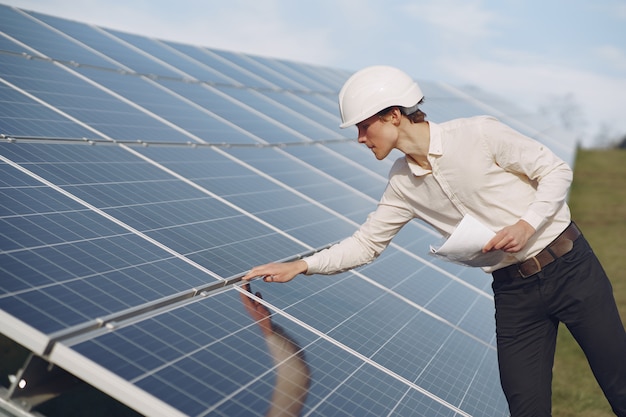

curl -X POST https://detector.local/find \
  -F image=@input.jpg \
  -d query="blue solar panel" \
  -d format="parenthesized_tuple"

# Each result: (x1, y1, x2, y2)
(0, 4, 577, 416)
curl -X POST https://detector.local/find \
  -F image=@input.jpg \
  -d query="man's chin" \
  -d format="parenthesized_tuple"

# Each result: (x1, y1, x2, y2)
(373, 150, 388, 160)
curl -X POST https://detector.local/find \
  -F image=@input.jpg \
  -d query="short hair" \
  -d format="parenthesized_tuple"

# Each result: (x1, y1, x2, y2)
(377, 98, 426, 123)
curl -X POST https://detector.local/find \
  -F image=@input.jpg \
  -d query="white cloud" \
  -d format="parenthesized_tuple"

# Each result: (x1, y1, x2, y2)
(402, 0, 500, 42)
(595, 45, 626, 72)
(438, 54, 626, 144)
(166, 2, 337, 64)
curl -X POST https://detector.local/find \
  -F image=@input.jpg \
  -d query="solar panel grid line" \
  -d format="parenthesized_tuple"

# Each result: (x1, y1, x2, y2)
(0, 136, 348, 282)
(284, 143, 398, 195)
(153, 39, 248, 89)
(52, 278, 243, 355)
(90, 27, 308, 143)
(51, 291, 312, 417)
(95, 27, 345, 141)
(235, 277, 385, 417)
(0, 56, 282, 148)
(4, 18, 343, 149)
(212, 49, 320, 95)
(244, 55, 337, 94)
(25, 10, 274, 142)
(184, 313, 319, 417)
(58, 274, 346, 414)
(120, 145, 315, 250)
(234, 287, 474, 417)
(380, 321, 463, 417)
(1, 226, 332, 355)
(212, 87, 344, 142)
(0, 29, 220, 146)
(407, 313, 476, 396)
(227, 147, 374, 217)
(136, 80, 267, 144)
(0, 76, 111, 142)
(0, 26, 41, 58)
(384, 240, 493, 299)
(0, 206, 187, 262)
(0, 44, 337, 100)
(11, 6, 129, 74)
(0, 152, 223, 281)
(58, 68, 211, 145)
(195, 82, 327, 145)
(300, 359, 367, 417)
(0, 242, 156, 300)
(192, 354, 278, 417)
(352, 270, 494, 350)
(14, 18, 338, 148)
(0, 135, 357, 148)
(92, 25, 192, 81)
(44, 285, 214, 351)
(49, 341, 188, 417)
(455, 338, 495, 412)
(197, 47, 285, 91)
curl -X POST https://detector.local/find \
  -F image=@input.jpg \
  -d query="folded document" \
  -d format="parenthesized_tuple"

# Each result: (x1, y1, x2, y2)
(429, 214, 505, 267)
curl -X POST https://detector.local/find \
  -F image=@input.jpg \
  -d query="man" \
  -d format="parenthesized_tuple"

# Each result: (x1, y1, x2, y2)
(243, 65, 626, 416)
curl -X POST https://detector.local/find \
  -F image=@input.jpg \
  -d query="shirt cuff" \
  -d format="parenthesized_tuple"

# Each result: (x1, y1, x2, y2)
(521, 210, 544, 231)
(302, 257, 317, 275)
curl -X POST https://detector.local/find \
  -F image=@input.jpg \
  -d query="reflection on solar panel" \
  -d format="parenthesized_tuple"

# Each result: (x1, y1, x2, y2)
(0, 4, 576, 417)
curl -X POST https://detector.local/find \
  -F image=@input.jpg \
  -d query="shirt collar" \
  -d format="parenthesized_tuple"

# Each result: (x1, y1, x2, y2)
(406, 121, 443, 176)
(428, 121, 443, 156)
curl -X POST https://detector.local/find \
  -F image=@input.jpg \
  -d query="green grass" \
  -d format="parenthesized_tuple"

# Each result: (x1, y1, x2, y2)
(552, 148, 626, 417)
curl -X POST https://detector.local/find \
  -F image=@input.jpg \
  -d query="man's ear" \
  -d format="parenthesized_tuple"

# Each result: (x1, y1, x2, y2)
(390, 107, 402, 125)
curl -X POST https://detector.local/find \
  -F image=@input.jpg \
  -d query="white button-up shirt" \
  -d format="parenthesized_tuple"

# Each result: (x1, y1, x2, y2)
(304, 116, 573, 274)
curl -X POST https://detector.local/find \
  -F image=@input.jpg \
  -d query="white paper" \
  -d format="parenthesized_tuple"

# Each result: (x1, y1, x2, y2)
(429, 214, 505, 267)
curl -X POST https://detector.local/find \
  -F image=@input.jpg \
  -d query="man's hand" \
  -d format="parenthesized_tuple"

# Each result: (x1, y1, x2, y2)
(242, 260, 308, 283)
(483, 220, 535, 253)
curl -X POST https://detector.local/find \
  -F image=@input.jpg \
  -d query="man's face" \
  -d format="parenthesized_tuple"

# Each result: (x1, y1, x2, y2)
(356, 113, 397, 160)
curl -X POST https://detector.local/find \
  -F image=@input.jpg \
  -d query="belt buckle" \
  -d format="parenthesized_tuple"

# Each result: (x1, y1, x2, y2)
(518, 256, 542, 279)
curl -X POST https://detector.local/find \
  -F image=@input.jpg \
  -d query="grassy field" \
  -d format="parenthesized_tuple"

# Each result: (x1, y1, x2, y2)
(552, 148, 626, 417)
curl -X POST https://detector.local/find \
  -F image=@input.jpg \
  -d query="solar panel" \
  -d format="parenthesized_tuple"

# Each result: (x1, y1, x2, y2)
(0, 4, 576, 416)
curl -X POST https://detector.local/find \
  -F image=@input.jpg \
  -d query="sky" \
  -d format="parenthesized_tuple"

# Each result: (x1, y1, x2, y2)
(3, 0, 626, 147)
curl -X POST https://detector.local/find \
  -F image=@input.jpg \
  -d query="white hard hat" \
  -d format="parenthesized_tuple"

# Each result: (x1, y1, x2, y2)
(338, 65, 423, 129)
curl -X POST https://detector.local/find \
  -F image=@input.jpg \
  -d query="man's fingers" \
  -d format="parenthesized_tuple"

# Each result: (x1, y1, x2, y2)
(242, 260, 305, 283)
(242, 266, 267, 281)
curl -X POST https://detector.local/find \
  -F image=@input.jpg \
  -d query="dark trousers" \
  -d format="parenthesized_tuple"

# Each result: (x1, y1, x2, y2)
(492, 233, 626, 417)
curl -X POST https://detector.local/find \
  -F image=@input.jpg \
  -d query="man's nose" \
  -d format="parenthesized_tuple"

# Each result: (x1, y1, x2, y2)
(357, 130, 367, 144)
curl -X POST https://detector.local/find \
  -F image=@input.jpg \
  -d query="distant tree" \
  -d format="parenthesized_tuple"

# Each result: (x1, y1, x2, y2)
(618, 135, 626, 149)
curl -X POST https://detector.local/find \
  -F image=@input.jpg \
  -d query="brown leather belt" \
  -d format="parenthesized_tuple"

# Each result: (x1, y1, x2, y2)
(494, 222, 581, 280)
